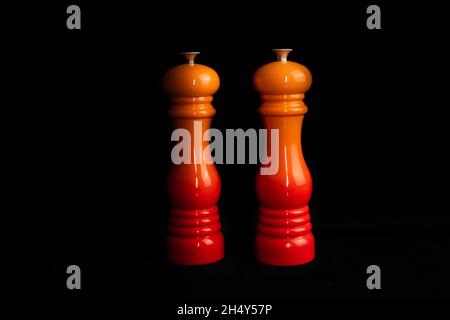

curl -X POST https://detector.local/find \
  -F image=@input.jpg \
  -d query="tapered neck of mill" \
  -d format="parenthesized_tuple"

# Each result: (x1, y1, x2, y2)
(263, 115, 305, 158)
(169, 97, 216, 165)
(259, 95, 308, 160)
(259, 94, 308, 144)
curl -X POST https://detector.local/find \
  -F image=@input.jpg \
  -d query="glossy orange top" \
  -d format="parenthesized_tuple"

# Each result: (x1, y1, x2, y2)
(253, 49, 312, 96)
(163, 52, 220, 98)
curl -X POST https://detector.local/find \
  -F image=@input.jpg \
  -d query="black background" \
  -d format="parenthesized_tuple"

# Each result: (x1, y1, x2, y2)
(4, 0, 450, 309)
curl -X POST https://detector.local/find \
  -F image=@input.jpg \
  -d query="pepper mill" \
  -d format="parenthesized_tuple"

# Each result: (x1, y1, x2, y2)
(163, 52, 224, 265)
(253, 49, 315, 266)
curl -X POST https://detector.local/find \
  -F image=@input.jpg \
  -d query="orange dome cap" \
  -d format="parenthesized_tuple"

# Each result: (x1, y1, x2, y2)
(253, 49, 312, 95)
(163, 52, 220, 97)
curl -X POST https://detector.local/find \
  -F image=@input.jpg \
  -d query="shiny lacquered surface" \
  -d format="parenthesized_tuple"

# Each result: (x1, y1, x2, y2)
(163, 53, 224, 265)
(253, 49, 315, 266)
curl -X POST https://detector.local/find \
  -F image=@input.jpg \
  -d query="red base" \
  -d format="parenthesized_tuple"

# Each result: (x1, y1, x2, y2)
(255, 206, 315, 266)
(167, 206, 224, 265)
(168, 233, 224, 265)
(255, 233, 315, 266)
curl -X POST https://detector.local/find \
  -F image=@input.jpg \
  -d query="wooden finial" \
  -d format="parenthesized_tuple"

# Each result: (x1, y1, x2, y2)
(180, 51, 200, 65)
(272, 48, 293, 62)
